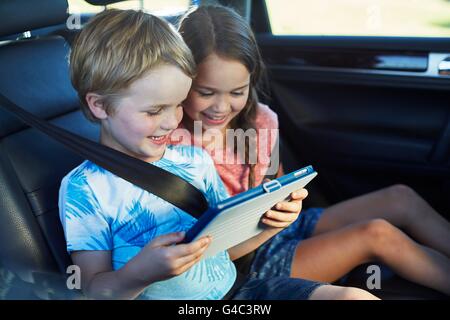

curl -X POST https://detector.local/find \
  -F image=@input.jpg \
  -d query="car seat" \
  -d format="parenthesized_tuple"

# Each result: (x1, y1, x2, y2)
(0, 0, 96, 299)
(0, 0, 447, 301)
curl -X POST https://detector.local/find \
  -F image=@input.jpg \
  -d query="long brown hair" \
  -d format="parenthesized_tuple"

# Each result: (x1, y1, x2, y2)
(179, 5, 267, 189)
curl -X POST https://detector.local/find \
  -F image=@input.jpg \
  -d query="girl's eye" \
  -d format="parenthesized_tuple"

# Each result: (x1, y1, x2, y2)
(231, 91, 244, 96)
(198, 91, 213, 97)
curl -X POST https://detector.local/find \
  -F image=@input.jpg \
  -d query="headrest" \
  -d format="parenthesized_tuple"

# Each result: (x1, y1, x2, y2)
(0, 0, 68, 37)
(0, 36, 80, 138)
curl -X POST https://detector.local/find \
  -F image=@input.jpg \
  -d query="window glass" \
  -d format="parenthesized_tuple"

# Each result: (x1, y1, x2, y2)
(68, 0, 190, 15)
(265, 0, 450, 37)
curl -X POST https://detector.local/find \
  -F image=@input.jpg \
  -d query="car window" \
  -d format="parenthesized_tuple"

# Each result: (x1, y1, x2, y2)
(265, 0, 450, 37)
(68, 0, 190, 15)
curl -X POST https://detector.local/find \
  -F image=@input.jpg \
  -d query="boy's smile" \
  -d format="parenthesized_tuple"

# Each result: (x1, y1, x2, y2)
(97, 64, 192, 163)
(149, 135, 169, 145)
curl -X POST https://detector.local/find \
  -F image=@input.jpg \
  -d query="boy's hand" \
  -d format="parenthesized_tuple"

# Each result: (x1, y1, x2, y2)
(127, 232, 211, 284)
(261, 188, 308, 230)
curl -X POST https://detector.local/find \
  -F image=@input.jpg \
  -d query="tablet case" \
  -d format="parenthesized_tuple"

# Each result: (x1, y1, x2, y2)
(184, 165, 318, 257)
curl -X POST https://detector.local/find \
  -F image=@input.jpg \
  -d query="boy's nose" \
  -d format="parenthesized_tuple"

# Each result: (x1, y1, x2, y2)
(161, 107, 182, 130)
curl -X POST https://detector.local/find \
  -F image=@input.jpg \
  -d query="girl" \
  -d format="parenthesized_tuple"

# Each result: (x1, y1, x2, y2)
(174, 5, 450, 296)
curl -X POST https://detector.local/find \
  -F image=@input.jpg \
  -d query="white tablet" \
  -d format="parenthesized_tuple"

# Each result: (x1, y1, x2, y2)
(183, 165, 318, 257)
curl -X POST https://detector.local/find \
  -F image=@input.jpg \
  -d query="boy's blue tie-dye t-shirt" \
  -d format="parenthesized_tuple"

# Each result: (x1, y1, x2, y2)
(58, 145, 236, 300)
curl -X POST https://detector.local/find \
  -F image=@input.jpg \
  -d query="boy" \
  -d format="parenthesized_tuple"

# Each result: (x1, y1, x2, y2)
(59, 9, 377, 300)
(60, 9, 234, 300)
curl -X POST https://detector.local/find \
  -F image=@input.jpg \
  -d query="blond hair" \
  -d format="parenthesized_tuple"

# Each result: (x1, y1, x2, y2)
(70, 9, 196, 122)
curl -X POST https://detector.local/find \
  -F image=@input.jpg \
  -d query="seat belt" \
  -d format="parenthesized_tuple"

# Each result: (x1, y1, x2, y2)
(0, 93, 209, 218)
(0, 93, 251, 299)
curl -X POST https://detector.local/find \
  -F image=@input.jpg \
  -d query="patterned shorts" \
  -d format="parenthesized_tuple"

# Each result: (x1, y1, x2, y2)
(249, 207, 324, 279)
(231, 275, 323, 300)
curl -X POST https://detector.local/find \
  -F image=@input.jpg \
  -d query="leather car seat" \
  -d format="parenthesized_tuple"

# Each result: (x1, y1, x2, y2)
(0, 0, 97, 299)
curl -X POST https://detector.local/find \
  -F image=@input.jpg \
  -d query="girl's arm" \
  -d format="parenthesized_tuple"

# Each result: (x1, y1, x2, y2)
(276, 163, 284, 178)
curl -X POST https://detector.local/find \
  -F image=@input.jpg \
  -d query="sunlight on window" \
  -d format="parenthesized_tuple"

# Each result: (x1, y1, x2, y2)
(68, 0, 103, 14)
(68, 0, 190, 16)
(265, 0, 450, 37)
(107, 0, 189, 15)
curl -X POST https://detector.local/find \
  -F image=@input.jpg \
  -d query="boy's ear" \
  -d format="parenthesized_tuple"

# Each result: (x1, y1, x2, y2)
(85, 93, 108, 120)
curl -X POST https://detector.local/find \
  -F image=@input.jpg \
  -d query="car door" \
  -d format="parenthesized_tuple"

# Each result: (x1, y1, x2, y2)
(251, 0, 450, 217)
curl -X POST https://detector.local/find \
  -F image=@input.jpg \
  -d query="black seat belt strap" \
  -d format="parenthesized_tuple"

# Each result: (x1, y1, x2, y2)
(0, 93, 208, 218)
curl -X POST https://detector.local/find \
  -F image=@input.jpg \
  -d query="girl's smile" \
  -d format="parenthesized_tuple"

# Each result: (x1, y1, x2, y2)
(183, 53, 250, 133)
(201, 112, 229, 125)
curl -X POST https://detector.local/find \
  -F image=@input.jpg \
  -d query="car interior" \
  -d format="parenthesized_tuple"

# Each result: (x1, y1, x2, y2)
(0, 0, 449, 300)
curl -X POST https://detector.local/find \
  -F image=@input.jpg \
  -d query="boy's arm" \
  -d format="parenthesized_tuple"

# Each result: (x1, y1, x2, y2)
(227, 228, 281, 261)
(71, 250, 149, 300)
(72, 232, 212, 300)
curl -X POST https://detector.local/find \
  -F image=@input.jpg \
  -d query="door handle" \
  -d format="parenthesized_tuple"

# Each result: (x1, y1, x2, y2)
(438, 56, 450, 76)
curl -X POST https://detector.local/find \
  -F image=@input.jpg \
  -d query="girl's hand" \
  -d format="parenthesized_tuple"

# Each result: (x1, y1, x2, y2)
(127, 232, 211, 284)
(261, 188, 308, 230)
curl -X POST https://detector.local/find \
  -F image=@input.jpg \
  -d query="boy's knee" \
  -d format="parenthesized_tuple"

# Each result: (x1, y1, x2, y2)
(360, 219, 404, 258)
(309, 285, 379, 300)
(363, 218, 393, 238)
(338, 287, 379, 300)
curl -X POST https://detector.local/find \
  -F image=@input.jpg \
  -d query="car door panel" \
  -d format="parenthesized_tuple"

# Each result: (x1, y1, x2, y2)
(255, 33, 450, 215)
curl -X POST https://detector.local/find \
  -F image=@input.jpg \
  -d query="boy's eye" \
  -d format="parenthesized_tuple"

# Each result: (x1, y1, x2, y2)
(146, 109, 162, 116)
